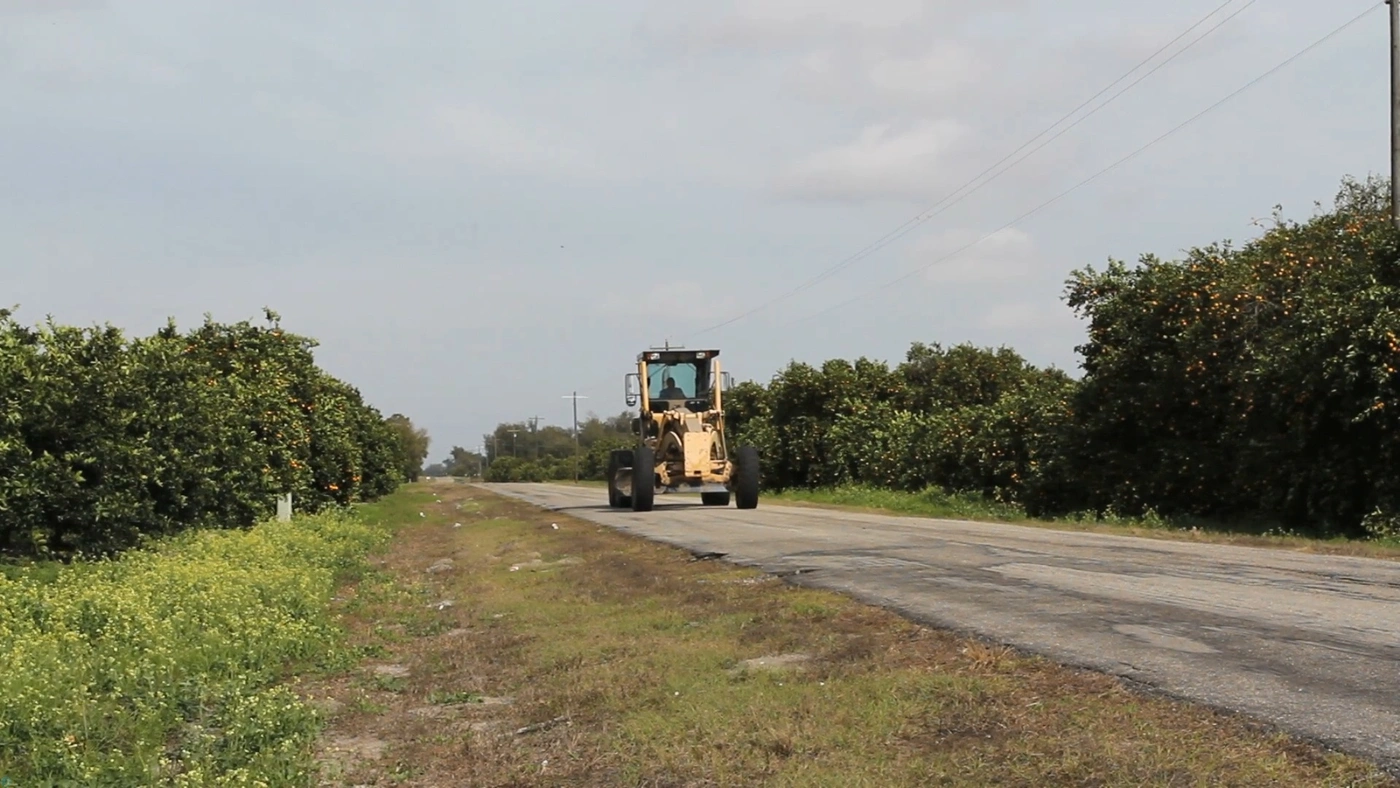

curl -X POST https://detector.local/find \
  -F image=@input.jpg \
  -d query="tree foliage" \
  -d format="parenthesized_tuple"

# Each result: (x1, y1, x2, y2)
(728, 344, 1075, 508)
(385, 413, 431, 482)
(463, 412, 635, 482)
(425, 446, 486, 478)
(1062, 175, 1400, 536)
(727, 176, 1400, 538)
(0, 309, 413, 558)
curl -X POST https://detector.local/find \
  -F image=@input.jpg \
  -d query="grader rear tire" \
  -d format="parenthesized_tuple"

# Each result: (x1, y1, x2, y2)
(734, 445, 759, 510)
(631, 446, 655, 512)
(607, 450, 633, 508)
(606, 454, 619, 508)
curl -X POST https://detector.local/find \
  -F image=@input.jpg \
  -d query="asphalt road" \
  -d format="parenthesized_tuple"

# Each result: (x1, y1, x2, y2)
(482, 482, 1400, 772)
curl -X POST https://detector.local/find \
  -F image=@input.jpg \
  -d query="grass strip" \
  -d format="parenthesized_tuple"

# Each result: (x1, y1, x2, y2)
(767, 484, 1400, 559)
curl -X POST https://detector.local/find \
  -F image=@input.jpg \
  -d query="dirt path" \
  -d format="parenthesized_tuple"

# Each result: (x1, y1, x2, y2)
(486, 481, 1400, 775)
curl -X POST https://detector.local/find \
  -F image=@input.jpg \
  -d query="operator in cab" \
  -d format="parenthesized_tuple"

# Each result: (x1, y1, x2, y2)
(658, 376, 687, 400)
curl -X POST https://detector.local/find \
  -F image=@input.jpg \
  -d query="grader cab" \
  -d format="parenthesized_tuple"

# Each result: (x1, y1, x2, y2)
(606, 346, 759, 512)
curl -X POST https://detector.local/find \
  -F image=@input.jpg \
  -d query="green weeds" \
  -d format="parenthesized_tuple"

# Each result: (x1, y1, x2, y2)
(0, 508, 389, 785)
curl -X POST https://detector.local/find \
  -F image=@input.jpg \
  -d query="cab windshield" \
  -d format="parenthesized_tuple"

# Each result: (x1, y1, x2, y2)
(648, 360, 710, 401)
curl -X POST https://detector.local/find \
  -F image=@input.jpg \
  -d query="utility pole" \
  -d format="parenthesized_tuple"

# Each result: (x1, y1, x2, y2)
(562, 392, 588, 483)
(1393, 0, 1400, 227)
(1393, 0, 1400, 228)
(526, 416, 543, 459)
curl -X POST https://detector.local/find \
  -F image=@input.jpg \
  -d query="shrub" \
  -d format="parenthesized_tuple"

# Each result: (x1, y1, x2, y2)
(0, 309, 409, 558)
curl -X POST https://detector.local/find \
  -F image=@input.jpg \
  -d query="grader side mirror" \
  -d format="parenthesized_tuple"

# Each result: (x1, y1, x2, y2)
(624, 372, 639, 407)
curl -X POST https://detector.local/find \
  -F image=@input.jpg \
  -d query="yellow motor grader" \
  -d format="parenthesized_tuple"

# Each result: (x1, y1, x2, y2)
(607, 345, 759, 512)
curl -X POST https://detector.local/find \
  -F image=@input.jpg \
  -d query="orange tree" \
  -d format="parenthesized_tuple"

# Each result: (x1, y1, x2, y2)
(1063, 175, 1400, 535)
(760, 358, 909, 488)
(580, 434, 633, 480)
(0, 308, 410, 558)
(180, 310, 408, 513)
(356, 401, 408, 500)
(724, 344, 1074, 503)
(722, 379, 776, 483)
(385, 413, 431, 482)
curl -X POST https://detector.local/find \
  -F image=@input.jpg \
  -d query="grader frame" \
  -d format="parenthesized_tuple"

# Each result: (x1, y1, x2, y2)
(606, 346, 759, 512)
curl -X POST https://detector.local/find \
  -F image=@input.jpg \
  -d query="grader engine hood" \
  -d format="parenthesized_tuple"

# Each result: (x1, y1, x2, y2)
(657, 412, 718, 479)
(682, 428, 713, 475)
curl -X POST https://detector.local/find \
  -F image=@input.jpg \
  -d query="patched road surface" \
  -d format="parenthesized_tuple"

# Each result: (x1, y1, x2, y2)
(482, 482, 1400, 773)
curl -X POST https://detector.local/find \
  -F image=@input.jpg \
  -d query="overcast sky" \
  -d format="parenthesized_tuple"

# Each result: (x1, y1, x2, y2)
(3, 0, 1388, 459)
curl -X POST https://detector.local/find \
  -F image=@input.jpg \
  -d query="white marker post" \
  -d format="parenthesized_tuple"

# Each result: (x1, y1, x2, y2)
(276, 493, 292, 522)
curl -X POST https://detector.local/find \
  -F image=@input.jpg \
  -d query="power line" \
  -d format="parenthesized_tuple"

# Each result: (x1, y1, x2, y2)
(775, 0, 1259, 297)
(781, 1, 1383, 329)
(689, 0, 1254, 338)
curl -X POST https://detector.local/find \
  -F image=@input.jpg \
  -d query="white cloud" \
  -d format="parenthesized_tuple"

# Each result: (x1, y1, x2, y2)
(649, 0, 1023, 54)
(644, 0, 929, 54)
(371, 101, 608, 178)
(978, 300, 1083, 335)
(0, 0, 104, 14)
(237, 91, 610, 179)
(729, 0, 927, 30)
(779, 39, 985, 109)
(864, 43, 982, 101)
(3, 19, 190, 87)
(2, 4, 610, 182)
(659, 0, 1275, 211)
(596, 280, 740, 320)
(914, 227, 1037, 284)
(774, 119, 970, 201)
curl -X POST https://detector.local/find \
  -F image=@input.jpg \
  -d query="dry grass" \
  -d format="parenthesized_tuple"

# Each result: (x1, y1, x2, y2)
(296, 481, 1398, 787)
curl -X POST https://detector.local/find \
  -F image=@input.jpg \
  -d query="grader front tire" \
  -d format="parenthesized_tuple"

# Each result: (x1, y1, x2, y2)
(631, 446, 655, 512)
(607, 449, 633, 508)
(734, 445, 760, 510)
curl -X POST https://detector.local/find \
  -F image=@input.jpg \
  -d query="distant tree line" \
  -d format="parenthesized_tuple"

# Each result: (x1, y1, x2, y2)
(726, 176, 1400, 539)
(425, 413, 635, 482)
